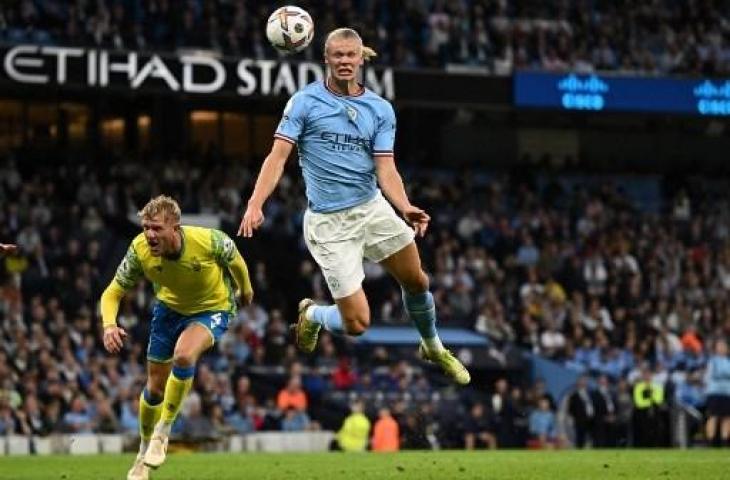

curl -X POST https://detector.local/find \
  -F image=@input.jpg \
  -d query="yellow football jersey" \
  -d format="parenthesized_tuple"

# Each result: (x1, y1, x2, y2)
(113, 226, 241, 315)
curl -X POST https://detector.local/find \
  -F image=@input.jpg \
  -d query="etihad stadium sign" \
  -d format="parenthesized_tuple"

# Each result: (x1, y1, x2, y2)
(1, 45, 395, 99)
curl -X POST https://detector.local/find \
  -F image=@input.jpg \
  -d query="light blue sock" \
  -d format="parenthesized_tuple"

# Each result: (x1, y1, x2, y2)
(309, 305, 346, 335)
(402, 289, 444, 351)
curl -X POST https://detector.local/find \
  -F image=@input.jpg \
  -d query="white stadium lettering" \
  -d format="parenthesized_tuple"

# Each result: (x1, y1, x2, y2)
(271, 62, 296, 95)
(182, 55, 226, 93)
(2, 45, 396, 99)
(40, 46, 84, 83)
(131, 55, 179, 91)
(4, 45, 47, 84)
(99, 51, 138, 86)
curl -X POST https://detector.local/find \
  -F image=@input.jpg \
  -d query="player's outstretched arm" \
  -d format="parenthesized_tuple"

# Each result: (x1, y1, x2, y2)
(374, 155, 431, 237)
(100, 281, 128, 354)
(0, 243, 17, 257)
(238, 139, 294, 237)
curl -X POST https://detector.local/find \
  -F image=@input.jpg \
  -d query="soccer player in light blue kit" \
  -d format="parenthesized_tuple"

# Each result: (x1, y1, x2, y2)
(239, 28, 469, 385)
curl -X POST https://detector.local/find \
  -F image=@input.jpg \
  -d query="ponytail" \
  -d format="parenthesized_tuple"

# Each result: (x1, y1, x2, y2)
(362, 45, 378, 62)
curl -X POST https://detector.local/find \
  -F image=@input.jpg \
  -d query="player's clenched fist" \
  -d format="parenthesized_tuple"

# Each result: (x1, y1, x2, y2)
(103, 326, 128, 354)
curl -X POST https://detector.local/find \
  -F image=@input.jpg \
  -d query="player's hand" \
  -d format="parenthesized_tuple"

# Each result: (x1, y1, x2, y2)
(241, 289, 254, 306)
(238, 204, 265, 237)
(0, 243, 17, 257)
(402, 205, 430, 237)
(103, 325, 127, 354)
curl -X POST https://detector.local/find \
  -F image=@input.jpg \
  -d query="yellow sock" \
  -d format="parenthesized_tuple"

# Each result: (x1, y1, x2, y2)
(160, 371, 194, 426)
(139, 390, 162, 452)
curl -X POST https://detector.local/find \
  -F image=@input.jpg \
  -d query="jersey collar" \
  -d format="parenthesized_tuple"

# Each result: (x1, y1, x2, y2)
(325, 79, 365, 98)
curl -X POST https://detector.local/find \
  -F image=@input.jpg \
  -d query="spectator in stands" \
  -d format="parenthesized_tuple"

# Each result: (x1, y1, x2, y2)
(280, 407, 311, 432)
(94, 398, 120, 434)
(119, 395, 140, 436)
(0, 393, 16, 434)
(568, 375, 596, 448)
(371, 407, 399, 452)
(528, 397, 559, 449)
(177, 394, 216, 441)
(704, 338, 730, 446)
(226, 394, 259, 434)
(463, 402, 497, 449)
(61, 395, 94, 434)
(15, 394, 46, 435)
(336, 400, 370, 452)
(593, 375, 618, 447)
(614, 378, 633, 447)
(276, 375, 307, 413)
(332, 357, 358, 390)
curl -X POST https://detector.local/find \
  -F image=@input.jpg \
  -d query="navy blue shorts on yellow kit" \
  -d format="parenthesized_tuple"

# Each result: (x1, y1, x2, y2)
(147, 302, 230, 363)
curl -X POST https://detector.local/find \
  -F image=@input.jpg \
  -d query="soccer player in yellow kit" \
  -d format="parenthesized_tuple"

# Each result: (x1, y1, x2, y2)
(100, 195, 253, 480)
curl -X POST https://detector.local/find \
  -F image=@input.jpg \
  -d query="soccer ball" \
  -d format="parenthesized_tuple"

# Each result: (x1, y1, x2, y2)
(266, 6, 314, 54)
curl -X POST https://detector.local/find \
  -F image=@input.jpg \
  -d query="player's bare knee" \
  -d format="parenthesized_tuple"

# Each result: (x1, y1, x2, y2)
(172, 350, 196, 368)
(402, 271, 429, 294)
(345, 322, 367, 336)
(343, 313, 369, 336)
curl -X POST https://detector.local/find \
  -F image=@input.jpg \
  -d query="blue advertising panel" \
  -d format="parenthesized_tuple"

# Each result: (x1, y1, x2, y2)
(514, 71, 730, 116)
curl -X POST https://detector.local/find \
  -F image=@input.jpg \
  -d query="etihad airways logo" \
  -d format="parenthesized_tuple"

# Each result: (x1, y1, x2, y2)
(320, 132, 368, 152)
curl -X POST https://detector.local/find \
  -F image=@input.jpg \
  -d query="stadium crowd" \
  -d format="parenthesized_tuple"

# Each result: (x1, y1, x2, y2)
(1, 0, 729, 74)
(1, 150, 730, 449)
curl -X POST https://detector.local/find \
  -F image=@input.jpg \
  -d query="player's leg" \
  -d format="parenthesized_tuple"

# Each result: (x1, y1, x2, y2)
(379, 242, 441, 348)
(357, 193, 469, 384)
(295, 209, 368, 352)
(296, 286, 370, 352)
(379, 242, 470, 385)
(140, 361, 169, 449)
(129, 303, 175, 480)
(127, 360, 169, 480)
(146, 310, 226, 468)
(160, 323, 212, 431)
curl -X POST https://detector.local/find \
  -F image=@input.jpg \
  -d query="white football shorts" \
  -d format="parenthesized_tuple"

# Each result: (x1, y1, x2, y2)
(303, 191, 415, 299)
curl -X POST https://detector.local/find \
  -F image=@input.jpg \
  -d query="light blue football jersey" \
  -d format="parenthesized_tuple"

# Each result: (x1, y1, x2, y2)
(275, 80, 396, 213)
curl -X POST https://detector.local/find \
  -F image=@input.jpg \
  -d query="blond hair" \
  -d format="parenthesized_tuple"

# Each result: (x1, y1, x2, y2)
(325, 28, 378, 62)
(138, 195, 181, 224)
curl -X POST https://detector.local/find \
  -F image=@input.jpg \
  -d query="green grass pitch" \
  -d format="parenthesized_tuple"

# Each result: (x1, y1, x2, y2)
(1, 450, 729, 480)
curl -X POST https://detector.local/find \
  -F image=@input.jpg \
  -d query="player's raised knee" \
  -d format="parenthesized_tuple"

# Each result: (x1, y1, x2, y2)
(172, 350, 196, 368)
(343, 313, 370, 336)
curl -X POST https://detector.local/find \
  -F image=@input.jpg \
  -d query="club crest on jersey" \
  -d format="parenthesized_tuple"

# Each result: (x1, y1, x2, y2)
(346, 106, 357, 122)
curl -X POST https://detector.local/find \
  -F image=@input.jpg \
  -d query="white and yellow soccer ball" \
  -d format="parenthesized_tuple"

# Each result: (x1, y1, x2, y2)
(265, 6, 314, 54)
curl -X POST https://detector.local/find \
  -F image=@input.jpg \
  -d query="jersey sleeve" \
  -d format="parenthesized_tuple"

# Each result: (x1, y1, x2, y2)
(373, 101, 396, 157)
(114, 244, 144, 290)
(211, 229, 237, 266)
(274, 92, 307, 144)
